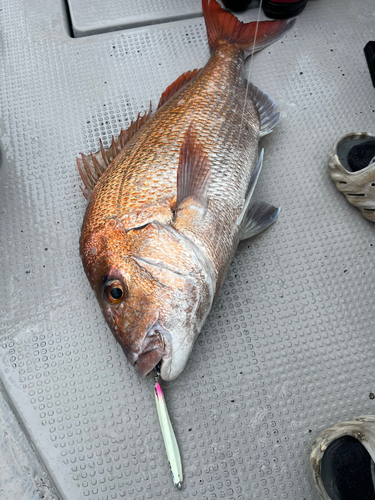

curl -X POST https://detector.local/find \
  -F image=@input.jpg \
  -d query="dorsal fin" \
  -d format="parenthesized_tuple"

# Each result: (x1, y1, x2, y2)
(77, 105, 152, 199)
(157, 69, 201, 110)
(176, 125, 210, 212)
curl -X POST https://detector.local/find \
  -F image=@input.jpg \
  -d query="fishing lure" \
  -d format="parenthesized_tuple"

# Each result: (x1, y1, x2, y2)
(154, 365, 183, 489)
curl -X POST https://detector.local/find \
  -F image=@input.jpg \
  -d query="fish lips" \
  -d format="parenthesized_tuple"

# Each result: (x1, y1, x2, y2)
(133, 323, 172, 379)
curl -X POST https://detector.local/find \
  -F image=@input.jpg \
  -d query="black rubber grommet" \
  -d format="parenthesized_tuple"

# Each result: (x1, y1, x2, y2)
(347, 140, 375, 172)
(321, 436, 375, 500)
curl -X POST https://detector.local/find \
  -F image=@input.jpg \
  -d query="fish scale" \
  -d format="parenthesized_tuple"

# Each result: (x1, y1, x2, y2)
(82, 44, 257, 275)
(79, 0, 295, 381)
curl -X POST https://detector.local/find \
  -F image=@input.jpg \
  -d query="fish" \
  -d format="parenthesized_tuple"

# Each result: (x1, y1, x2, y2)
(77, 0, 295, 381)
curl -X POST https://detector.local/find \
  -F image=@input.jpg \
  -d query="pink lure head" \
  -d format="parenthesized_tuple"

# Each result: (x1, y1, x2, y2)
(155, 382, 163, 400)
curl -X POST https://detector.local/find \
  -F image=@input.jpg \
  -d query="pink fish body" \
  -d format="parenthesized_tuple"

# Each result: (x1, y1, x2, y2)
(78, 0, 295, 380)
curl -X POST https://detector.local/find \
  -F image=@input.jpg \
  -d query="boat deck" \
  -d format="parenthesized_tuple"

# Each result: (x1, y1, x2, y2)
(1, 0, 374, 498)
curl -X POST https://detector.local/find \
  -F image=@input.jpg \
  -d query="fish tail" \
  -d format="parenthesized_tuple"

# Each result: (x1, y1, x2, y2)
(202, 0, 296, 53)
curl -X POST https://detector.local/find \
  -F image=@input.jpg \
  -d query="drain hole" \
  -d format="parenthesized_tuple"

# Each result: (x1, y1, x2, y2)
(321, 435, 375, 500)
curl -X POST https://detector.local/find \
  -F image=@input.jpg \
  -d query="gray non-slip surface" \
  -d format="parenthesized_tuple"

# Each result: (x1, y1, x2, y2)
(67, 0, 202, 37)
(0, 381, 60, 500)
(1, 0, 375, 499)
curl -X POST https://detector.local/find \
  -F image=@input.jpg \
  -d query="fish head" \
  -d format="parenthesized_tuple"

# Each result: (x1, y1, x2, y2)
(80, 220, 215, 381)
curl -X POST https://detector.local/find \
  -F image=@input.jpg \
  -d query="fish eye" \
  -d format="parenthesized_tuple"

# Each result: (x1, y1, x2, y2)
(103, 279, 127, 304)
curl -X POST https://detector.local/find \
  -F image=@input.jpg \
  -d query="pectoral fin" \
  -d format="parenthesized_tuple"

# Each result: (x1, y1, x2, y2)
(175, 125, 210, 213)
(172, 126, 211, 237)
(240, 201, 280, 240)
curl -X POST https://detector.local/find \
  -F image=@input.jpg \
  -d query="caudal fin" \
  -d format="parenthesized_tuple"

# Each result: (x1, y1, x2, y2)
(202, 0, 295, 52)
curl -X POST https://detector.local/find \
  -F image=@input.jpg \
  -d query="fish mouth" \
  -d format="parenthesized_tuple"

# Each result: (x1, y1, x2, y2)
(133, 323, 172, 379)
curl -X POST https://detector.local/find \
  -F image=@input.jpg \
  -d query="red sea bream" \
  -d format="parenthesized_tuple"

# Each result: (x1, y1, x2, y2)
(77, 0, 295, 381)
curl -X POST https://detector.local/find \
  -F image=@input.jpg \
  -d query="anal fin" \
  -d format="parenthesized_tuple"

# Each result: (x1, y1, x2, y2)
(247, 82, 280, 137)
(240, 201, 280, 240)
(237, 149, 280, 238)
(77, 106, 152, 199)
(237, 149, 264, 226)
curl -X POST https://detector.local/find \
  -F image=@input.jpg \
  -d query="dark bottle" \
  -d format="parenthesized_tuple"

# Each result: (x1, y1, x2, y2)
(262, 0, 308, 19)
(222, 0, 252, 12)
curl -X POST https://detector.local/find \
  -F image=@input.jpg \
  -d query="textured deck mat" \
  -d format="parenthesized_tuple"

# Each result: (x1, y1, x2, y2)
(1, 0, 375, 499)
(67, 0, 202, 37)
